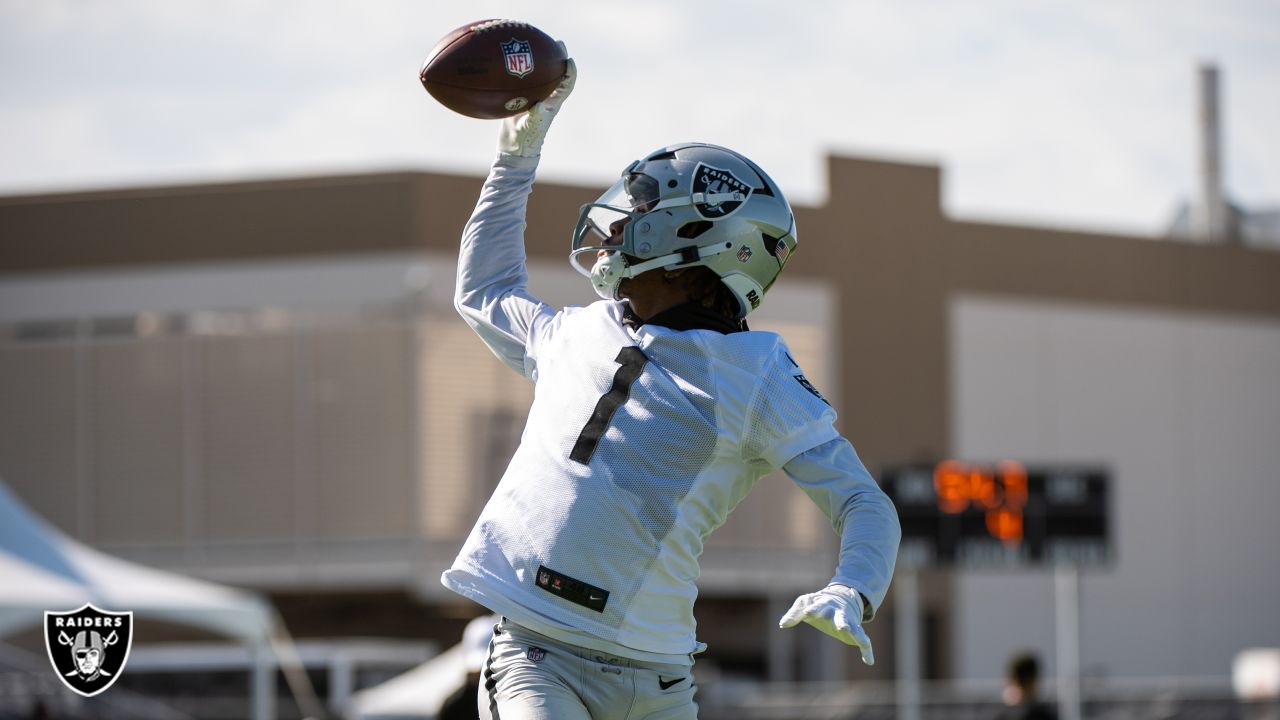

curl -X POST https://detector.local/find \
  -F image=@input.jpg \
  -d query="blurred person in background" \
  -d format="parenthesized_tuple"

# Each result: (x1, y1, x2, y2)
(997, 652, 1057, 720)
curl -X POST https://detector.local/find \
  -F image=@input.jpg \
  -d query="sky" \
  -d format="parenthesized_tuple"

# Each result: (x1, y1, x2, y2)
(1, 0, 1277, 237)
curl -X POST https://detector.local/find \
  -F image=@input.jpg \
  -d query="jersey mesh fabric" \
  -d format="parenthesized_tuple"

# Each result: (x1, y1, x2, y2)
(745, 354, 838, 469)
(442, 301, 837, 663)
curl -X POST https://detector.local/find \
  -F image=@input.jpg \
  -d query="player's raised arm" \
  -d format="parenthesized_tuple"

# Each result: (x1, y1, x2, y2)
(453, 51, 577, 375)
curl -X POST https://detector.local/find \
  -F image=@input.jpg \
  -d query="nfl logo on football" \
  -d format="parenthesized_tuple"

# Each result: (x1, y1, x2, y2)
(501, 38, 534, 78)
(44, 604, 134, 697)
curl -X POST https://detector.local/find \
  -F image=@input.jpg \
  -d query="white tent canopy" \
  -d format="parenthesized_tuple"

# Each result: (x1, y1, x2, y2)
(0, 479, 271, 640)
(346, 614, 495, 720)
(0, 479, 322, 720)
(345, 643, 467, 720)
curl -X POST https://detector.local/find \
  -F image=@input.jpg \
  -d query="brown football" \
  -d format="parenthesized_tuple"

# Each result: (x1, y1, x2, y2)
(420, 19, 567, 120)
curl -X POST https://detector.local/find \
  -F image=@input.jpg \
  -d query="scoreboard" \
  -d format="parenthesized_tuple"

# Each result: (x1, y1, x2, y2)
(880, 460, 1111, 568)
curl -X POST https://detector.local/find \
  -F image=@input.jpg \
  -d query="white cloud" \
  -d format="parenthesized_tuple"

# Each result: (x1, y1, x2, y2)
(0, 0, 1276, 233)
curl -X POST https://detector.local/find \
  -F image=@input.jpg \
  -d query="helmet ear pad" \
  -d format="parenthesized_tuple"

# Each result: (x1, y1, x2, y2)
(692, 212, 797, 318)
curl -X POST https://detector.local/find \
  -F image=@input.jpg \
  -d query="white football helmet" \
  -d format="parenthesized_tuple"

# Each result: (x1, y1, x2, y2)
(570, 143, 798, 318)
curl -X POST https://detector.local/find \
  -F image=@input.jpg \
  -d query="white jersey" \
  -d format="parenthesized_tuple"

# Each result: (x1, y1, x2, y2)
(443, 154, 900, 665)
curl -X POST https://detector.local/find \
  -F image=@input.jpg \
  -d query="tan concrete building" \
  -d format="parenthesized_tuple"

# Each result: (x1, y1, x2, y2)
(2, 153, 1278, 689)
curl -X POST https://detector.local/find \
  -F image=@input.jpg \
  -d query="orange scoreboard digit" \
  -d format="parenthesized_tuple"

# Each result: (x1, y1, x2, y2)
(880, 461, 1110, 568)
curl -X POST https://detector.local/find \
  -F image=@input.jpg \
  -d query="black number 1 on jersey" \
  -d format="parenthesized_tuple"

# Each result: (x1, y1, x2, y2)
(570, 346, 648, 465)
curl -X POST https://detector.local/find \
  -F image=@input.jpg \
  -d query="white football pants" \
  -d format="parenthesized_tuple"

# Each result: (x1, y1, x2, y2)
(479, 618, 698, 719)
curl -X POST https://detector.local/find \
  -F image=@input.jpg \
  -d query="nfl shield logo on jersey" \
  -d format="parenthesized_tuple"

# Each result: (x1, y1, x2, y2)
(44, 604, 133, 697)
(501, 38, 535, 78)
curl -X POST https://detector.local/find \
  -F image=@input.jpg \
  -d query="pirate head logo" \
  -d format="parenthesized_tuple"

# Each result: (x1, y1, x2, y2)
(44, 604, 133, 697)
(501, 38, 535, 78)
(691, 163, 752, 220)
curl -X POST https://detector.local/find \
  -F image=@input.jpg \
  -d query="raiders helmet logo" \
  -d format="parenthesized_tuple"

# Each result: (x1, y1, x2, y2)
(44, 604, 133, 697)
(691, 163, 752, 220)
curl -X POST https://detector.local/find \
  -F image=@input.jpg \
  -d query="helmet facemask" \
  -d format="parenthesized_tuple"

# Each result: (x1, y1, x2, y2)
(570, 144, 797, 319)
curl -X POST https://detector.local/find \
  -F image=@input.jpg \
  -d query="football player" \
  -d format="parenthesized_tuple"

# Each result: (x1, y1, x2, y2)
(442, 48, 901, 719)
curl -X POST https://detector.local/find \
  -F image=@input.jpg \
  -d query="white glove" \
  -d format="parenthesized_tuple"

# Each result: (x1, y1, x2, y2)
(497, 42, 576, 157)
(778, 583, 875, 665)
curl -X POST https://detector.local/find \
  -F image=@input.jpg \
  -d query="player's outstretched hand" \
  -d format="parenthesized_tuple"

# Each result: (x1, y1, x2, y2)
(778, 583, 875, 665)
(497, 42, 576, 158)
